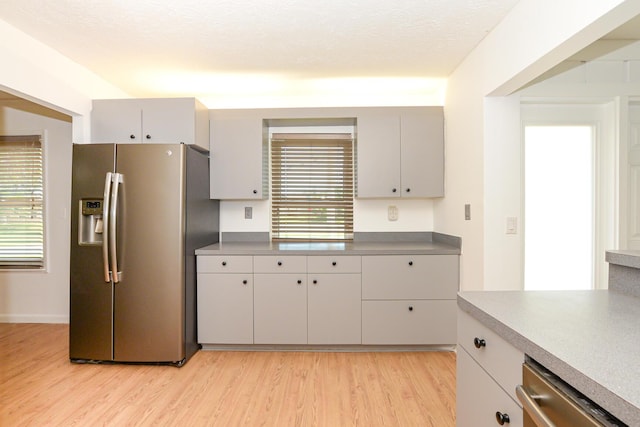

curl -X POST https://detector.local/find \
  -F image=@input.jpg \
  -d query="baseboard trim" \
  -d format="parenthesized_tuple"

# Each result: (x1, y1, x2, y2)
(0, 314, 69, 324)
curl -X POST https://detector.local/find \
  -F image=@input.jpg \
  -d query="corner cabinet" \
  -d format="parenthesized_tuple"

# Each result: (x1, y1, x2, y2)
(456, 309, 524, 427)
(209, 110, 267, 200)
(356, 107, 444, 198)
(91, 98, 209, 150)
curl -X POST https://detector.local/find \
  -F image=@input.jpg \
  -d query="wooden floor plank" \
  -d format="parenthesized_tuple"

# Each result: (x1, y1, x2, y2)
(0, 323, 456, 426)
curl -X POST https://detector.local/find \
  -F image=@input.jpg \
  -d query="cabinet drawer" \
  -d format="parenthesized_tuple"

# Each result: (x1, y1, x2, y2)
(362, 255, 458, 300)
(362, 300, 456, 345)
(254, 255, 307, 273)
(197, 255, 253, 273)
(457, 346, 523, 427)
(307, 256, 361, 273)
(457, 309, 524, 405)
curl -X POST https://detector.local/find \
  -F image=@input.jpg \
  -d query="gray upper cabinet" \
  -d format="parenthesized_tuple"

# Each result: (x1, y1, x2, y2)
(356, 107, 444, 198)
(91, 98, 209, 150)
(209, 110, 267, 200)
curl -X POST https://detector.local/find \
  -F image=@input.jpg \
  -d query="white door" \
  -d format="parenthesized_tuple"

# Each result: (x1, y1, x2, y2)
(521, 103, 616, 290)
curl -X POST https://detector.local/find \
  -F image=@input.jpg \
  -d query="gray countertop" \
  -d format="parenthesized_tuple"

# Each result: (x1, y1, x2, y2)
(196, 240, 461, 256)
(458, 290, 640, 426)
(606, 250, 640, 269)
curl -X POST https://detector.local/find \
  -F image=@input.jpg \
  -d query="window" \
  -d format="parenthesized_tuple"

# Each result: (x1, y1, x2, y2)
(524, 125, 594, 290)
(271, 133, 354, 241)
(0, 135, 44, 268)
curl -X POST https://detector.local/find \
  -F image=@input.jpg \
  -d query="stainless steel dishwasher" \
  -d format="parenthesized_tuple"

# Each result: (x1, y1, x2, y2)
(516, 358, 627, 427)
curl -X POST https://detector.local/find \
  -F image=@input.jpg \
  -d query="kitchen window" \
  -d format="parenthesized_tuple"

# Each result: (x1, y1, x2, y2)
(271, 133, 354, 241)
(0, 135, 44, 268)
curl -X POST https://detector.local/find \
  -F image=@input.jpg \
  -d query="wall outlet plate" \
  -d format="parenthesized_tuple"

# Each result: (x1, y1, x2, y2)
(388, 205, 398, 221)
(244, 206, 252, 219)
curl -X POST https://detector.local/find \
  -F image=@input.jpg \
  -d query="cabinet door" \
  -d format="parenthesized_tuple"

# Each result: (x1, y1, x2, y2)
(356, 113, 401, 198)
(400, 108, 444, 197)
(254, 274, 307, 344)
(308, 274, 361, 344)
(210, 114, 266, 199)
(141, 98, 195, 144)
(457, 347, 523, 427)
(197, 274, 253, 344)
(91, 99, 141, 143)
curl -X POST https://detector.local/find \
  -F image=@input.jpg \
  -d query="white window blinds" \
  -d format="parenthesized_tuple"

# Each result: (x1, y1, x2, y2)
(271, 133, 354, 241)
(0, 135, 44, 268)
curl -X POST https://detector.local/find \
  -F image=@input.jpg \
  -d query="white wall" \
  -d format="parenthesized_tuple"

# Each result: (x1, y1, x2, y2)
(0, 18, 128, 142)
(437, 0, 640, 291)
(0, 102, 73, 322)
(220, 199, 435, 235)
(0, 19, 128, 322)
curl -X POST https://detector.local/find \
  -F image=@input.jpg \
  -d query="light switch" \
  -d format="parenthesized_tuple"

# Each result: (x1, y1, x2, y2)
(465, 204, 471, 220)
(244, 207, 252, 219)
(506, 217, 517, 234)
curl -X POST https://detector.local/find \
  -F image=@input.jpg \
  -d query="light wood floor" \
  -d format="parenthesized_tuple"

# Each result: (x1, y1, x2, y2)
(0, 323, 456, 426)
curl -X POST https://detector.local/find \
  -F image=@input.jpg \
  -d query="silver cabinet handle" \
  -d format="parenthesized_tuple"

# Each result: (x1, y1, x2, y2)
(109, 173, 123, 283)
(102, 172, 112, 282)
(516, 385, 554, 427)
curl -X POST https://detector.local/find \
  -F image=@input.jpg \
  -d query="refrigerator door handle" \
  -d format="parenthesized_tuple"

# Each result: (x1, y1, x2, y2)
(110, 173, 123, 283)
(102, 172, 113, 282)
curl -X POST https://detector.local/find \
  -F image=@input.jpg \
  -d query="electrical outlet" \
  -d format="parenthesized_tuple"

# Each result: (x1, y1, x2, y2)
(388, 205, 398, 221)
(244, 207, 252, 219)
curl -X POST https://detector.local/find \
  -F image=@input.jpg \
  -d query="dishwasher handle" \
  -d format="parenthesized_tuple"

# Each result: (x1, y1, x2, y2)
(516, 385, 556, 427)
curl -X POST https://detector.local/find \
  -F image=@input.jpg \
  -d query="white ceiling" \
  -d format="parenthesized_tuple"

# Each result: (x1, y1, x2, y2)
(0, 0, 522, 106)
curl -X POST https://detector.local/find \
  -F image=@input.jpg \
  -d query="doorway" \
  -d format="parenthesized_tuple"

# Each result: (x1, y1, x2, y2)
(521, 103, 616, 290)
(523, 125, 594, 290)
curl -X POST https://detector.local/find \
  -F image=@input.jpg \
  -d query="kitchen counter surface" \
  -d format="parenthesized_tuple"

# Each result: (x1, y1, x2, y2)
(458, 290, 640, 426)
(606, 250, 640, 269)
(196, 240, 460, 256)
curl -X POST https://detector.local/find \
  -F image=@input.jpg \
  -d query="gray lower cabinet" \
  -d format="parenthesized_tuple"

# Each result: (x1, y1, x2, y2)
(361, 255, 459, 345)
(254, 273, 308, 344)
(196, 255, 254, 344)
(197, 273, 253, 344)
(456, 309, 524, 427)
(253, 256, 308, 344)
(307, 274, 361, 344)
(307, 255, 362, 344)
(196, 253, 458, 346)
(362, 300, 456, 344)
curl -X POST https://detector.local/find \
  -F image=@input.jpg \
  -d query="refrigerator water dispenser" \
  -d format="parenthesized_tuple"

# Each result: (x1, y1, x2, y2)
(79, 199, 104, 245)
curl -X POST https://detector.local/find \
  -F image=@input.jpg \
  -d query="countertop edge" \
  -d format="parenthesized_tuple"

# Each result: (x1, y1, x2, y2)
(457, 294, 639, 426)
(606, 250, 640, 269)
(195, 242, 461, 256)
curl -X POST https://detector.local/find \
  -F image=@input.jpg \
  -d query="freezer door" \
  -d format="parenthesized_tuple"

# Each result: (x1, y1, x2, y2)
(69, 144, 116, 361)
(113, 144, 186, 363)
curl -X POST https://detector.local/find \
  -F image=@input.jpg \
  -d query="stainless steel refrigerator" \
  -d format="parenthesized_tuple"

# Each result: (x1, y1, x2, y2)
(69, 143, 219, 366)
